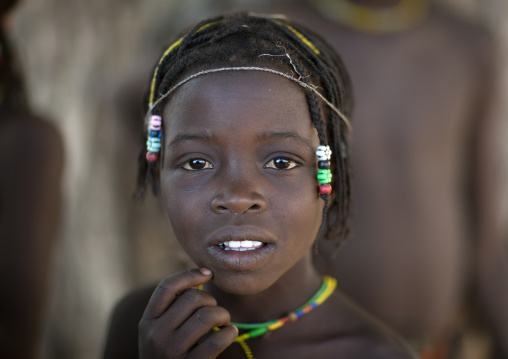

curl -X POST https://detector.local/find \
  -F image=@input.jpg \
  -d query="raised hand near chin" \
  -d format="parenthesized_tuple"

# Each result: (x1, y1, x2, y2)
(139, 268, 238, 359)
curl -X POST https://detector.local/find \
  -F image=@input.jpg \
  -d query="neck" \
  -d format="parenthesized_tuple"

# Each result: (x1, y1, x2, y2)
(206, 253, 321, 323)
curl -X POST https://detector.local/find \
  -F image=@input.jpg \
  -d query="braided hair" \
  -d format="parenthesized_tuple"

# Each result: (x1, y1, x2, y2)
(137, 12, 354, 242)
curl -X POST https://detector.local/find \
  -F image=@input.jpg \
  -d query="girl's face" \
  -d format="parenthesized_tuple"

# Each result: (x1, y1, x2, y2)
(158, 71, 324, 294)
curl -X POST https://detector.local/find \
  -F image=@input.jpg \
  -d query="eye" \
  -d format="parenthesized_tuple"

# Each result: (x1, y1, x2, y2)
(182, 158, 213, 170)
(265, 157, 299, 170)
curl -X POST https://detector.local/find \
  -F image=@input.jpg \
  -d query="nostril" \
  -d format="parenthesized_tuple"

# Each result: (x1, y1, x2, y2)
(215, 204, 262, 214)
(249, 204, 261, 211)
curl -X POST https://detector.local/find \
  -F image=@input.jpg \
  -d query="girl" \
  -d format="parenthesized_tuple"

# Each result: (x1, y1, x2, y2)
(104, 12, 417, 359)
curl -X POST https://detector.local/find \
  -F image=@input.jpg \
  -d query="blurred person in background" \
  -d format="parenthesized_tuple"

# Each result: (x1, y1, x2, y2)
(0, 0, 64, 358)
(272, 0, 506, 358)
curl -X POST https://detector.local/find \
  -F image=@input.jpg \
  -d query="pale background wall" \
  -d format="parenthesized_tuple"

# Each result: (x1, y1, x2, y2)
(8, 0, 508, 358)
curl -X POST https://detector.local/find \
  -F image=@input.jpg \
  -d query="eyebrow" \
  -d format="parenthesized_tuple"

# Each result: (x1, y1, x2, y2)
(167, 131, 315, 152)
(256, 131, 315, 152)
(167, 133, 216, 149)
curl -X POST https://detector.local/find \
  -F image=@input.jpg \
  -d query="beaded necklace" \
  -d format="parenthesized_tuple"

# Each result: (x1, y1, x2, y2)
(204, 275, 337, 359)
(310, 0, 430, 34)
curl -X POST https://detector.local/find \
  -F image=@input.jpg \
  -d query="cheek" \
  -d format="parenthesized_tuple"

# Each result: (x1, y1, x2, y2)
(161, 175, 209, 245)
(270, 172, 324, 246)
(292, 193, 323, 242)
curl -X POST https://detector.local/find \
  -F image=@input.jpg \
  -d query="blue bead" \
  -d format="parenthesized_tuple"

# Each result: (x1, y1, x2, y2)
(147, 137, 162, 152)
(149, 130, 161, 138)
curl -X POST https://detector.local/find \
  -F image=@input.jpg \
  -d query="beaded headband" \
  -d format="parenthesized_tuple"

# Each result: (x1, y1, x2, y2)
(145, 15, 351, 197)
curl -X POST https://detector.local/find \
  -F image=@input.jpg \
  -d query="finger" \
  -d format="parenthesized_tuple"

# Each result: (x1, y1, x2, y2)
(142, 268, 212, 320)
(188, 325, 238, 359)
(161, 287, 217, 329)
(173, 305, 232, 350)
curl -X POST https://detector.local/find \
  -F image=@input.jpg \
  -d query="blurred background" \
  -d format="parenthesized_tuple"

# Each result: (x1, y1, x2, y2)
(3, 0, 508, 358)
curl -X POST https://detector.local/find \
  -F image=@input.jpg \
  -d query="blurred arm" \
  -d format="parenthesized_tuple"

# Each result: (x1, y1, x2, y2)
(0, 116, 64, 359)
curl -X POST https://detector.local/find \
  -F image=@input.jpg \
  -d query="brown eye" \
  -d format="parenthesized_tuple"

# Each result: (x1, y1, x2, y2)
(265, 157, 298, 170)
(182, 158, 213, 170)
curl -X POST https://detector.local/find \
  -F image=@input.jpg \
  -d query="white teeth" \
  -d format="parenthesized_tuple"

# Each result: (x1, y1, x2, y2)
(221, 240, 264, 251)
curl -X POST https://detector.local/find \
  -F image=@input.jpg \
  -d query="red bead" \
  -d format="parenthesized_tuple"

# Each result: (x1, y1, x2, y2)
(146, 152, 159, 162)
(319, 184, 332, 195)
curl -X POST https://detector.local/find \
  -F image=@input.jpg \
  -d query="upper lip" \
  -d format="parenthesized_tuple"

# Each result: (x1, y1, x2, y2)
(206, 226, 276, 247)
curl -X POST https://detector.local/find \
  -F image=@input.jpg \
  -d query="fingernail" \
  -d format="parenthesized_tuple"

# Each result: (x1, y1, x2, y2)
(232, 325, 239, 334)
(199, 268, 212, 276)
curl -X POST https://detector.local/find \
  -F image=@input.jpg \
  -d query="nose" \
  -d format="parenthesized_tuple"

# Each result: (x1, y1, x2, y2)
(210, 172, 267, 215)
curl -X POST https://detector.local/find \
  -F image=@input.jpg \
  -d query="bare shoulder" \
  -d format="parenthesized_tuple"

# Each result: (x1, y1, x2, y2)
(310, 290, 419, 358)
(334, 336, 417, 359)
(268, 288, 418, 359)
(103, 284, 157, 359)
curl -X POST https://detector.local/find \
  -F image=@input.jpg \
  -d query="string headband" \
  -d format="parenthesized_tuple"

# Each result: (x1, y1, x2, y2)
(144, 66, 352, 133)
(146, 15, 351, 133)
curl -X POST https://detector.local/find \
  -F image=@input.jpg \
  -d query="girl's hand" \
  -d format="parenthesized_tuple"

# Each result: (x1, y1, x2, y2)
(139, 268, 238, 358)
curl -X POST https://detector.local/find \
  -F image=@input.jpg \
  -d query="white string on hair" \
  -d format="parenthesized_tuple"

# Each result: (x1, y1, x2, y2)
(146, 66, 352, 133)
(259, 45, 307, 82)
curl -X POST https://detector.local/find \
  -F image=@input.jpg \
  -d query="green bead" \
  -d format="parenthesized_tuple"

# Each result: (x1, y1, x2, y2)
(317, 169, 332, 184)
(249, 327, 269, 338)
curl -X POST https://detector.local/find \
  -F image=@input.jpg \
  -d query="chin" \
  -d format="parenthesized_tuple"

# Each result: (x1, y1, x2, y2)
(211, 268, 281, 295)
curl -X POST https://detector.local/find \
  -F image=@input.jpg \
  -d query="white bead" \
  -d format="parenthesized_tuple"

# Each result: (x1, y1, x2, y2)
(316, 145, 332, 161)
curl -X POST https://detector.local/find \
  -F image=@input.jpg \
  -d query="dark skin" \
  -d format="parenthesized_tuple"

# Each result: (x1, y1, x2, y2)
(104, 72, 416, 358)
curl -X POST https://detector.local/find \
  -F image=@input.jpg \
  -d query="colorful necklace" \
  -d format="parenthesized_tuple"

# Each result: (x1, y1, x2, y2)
(310, 0, 430, 34)
(206, 276, 337, 359)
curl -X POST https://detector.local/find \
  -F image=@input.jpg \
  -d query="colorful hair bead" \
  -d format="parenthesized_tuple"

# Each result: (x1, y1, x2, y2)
(149, 115, 162, 131)
(146, 152, 160, 163)
(317, 169, 332, 184)
(146, 115, 163, 163)
(319, 184, 332, 195)
(147, 137, 161, 152)
(316, 145, 332, 195)
(317, 160, 330, 169)
(316, 145, 332, 161)
(149, 130, 161, 138)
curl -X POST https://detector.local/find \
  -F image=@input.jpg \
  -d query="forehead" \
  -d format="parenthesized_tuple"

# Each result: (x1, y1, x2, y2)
(162, 71, 315, 141)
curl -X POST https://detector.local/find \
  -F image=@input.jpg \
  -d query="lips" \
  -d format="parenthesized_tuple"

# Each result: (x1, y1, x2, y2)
(206, 226, 276, 271)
